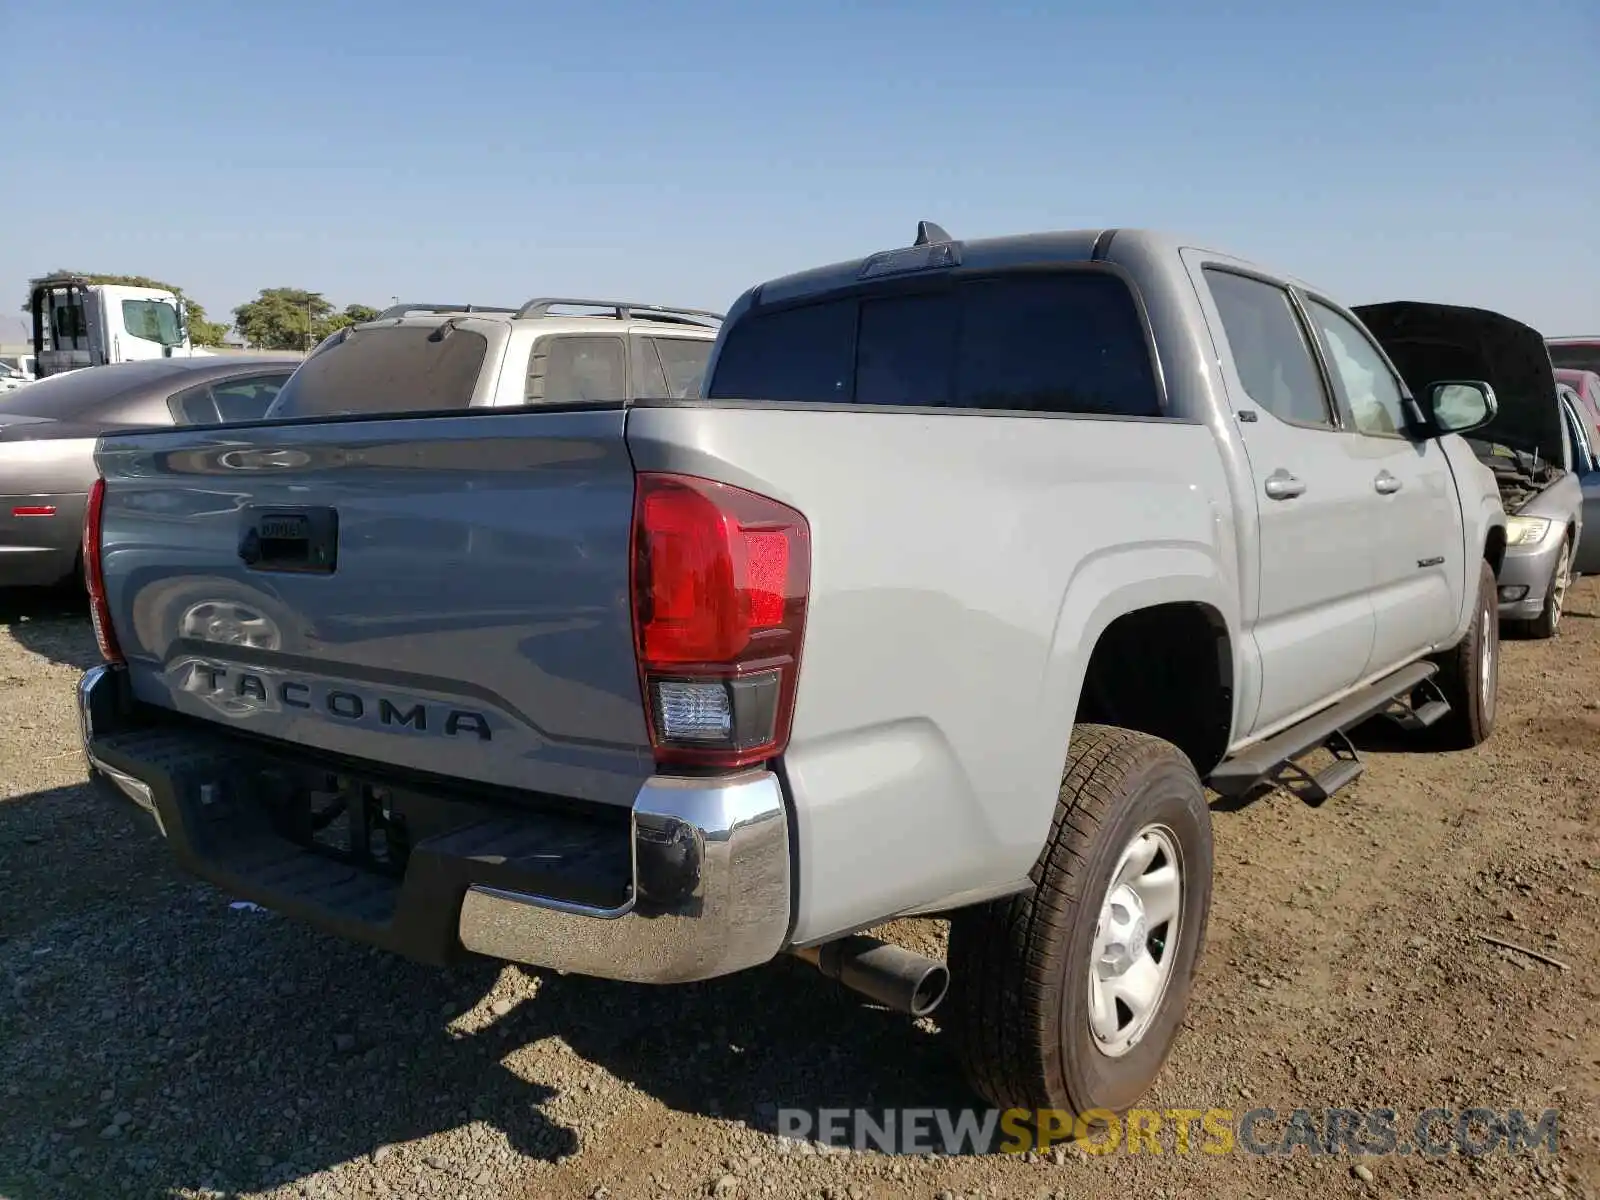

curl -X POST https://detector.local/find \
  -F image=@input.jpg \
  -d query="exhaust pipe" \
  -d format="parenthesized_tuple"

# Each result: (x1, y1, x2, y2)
(792, 935, 950, 1017)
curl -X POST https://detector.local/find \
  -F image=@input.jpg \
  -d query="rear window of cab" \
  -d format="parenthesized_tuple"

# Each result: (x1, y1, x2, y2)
(706, 271, 1163, 418)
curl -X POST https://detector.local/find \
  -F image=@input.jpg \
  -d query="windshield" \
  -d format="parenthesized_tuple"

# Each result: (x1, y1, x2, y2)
(1548, 343, 1600, 376)
(122, 299, 185, 346)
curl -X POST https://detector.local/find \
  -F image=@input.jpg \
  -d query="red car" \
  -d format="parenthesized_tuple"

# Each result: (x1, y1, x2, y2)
(1548, 337, 1600, 433)
(1548, 337, 1600, 375)
(1556, 366, 1600, 431)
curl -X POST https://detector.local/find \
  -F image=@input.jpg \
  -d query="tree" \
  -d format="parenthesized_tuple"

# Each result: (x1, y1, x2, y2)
(232, 288, 338, 351)
(21, 271, 229, 345)
(305, 303, 385, 343)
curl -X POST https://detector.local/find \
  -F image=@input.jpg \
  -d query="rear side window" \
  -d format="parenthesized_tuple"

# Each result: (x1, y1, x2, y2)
(266, 325, 488, 418)
(634, 337, 713, 400)
(651, 338, 712, 398)
(529, 336, 627, 402)
(173, 373, 290, 425)
(706, 272, 1162, 417)
(1203, 269, 1333, 428)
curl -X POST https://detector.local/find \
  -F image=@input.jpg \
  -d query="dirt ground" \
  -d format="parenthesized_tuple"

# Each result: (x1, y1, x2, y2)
(1, 584, 1597, 1200)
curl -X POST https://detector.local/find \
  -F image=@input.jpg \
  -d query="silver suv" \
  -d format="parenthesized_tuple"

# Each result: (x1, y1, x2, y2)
(264, 297, 721, 420)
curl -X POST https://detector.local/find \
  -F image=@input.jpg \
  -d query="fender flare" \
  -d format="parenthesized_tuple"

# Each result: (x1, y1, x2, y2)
(1035, 540, 1241, 784)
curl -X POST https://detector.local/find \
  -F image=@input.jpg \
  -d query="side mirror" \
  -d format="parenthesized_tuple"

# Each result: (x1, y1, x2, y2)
(1425, 380, 1497, 436)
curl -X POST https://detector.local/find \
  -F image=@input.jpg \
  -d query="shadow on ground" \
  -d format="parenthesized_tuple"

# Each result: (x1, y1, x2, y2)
(0, 584, 97, 671)
(0, 779, 973, 1200)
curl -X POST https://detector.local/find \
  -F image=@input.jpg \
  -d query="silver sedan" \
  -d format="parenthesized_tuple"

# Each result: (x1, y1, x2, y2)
(0, 356, 299, 589)
(1492, 388, 1593, 636)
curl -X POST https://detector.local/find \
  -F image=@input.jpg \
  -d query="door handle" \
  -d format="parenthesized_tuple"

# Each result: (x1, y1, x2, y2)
(1374, 471, 1403, 495)
(238, 506, 339, 574)
(1264, 470, 1305, 500)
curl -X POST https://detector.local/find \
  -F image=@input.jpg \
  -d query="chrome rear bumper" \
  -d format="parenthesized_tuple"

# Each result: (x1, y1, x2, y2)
(458, 771, 792, 983)
(79, 663, 794, 984)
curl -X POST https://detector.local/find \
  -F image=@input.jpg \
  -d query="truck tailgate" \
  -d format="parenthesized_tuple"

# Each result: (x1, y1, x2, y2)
(94, 407, 653, 807)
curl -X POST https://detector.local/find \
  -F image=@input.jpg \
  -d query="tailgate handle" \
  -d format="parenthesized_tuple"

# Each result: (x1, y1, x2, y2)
(239, 507, 339, 574)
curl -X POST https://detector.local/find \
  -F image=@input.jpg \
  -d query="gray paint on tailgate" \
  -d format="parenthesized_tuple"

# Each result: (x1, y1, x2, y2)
(95, 408, 653, 806)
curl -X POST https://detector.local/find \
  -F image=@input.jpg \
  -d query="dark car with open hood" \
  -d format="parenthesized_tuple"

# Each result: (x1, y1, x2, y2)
(0, 356, 300, 590)
(1357, 303, 1589, 637)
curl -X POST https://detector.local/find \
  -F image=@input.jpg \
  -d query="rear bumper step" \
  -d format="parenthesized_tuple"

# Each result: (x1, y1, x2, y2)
(78, 664, 792, 984)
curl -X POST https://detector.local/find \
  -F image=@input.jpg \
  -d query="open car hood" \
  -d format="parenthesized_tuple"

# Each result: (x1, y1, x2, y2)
(1353, 301, 1562, 463)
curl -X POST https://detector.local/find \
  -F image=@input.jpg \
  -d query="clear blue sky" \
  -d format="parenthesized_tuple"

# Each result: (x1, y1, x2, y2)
(1, 0, 1594, 339)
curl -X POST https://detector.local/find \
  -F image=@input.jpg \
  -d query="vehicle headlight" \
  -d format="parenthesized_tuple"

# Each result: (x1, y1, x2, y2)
(1507, 516, 1553, 546)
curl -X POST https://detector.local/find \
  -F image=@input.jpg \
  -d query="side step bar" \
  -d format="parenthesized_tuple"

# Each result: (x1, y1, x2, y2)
(1207, 661, 1441, 803)
(1383, 675, 1451, 732)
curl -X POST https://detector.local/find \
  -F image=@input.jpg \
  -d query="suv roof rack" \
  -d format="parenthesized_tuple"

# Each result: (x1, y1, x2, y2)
(374, 302, 519, 321)
(513, 297, 724, 328)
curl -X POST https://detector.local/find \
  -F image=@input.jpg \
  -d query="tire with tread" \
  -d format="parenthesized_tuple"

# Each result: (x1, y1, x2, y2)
(945, 724, 1213, 1120)
(1429, 557, 1498, 749)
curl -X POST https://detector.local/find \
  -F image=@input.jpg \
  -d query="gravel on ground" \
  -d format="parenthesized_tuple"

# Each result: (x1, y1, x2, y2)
(1, 584, 1596, 1199)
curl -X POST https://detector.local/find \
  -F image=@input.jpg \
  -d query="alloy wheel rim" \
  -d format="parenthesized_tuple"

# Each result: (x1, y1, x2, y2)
(1551, 543, 1571, 631)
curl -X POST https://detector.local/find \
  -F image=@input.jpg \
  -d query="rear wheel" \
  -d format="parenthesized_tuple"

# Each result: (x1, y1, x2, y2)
(1429, 558, 1498, 749)
(946, 725, 1213, 1121)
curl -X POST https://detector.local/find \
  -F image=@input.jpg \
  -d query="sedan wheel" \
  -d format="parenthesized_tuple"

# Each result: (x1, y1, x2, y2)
(1526, 537, 1571, 640)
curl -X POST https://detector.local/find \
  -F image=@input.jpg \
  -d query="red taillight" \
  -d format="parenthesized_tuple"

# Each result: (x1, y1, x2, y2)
(12, 505, 56, 517)
(83, 477, 123, 665)
(631, 472, 810, 770)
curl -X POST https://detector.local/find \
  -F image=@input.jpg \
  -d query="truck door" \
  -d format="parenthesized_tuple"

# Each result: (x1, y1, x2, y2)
(1183, 251, 1376, 736)
(105, 289, 182, 363)
(1299, 295, 1464, 672)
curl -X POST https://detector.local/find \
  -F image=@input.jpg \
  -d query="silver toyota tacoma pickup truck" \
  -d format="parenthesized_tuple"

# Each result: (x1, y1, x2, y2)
(79, 225, 1509, 1123)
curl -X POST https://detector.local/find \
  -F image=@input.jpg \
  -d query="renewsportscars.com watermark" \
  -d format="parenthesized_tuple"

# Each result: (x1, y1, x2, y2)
(775, 1107, 1561, 1157)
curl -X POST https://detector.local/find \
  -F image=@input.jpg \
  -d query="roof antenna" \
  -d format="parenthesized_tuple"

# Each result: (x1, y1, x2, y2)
(914, 220, 952, 246)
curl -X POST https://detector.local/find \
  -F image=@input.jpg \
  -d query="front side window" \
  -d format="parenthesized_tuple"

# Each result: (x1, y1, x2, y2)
(1305, 300, 1410, 436)
(122, 299, 183, 346)
(707, 271, 1162, 417)
(1203, 269, 1333, 428)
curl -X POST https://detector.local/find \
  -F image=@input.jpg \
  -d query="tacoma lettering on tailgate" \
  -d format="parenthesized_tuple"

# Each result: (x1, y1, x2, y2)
(181, 662, 493, 741)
